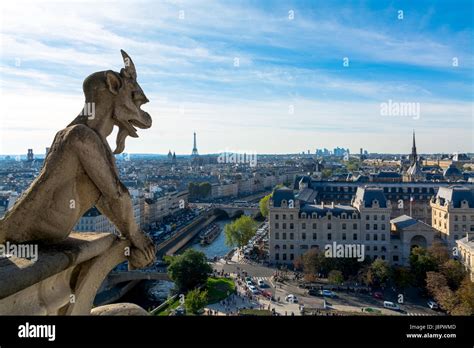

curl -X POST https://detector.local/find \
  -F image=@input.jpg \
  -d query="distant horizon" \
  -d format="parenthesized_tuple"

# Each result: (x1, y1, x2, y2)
(1, 150, 472, 158)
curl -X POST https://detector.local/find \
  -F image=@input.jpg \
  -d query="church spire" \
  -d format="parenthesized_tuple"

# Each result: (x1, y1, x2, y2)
(411, 130, 417, 164)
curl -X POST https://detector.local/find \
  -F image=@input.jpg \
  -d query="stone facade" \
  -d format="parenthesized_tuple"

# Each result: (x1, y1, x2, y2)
(268, 185, 441, 266)
(430, 186, 474, 249)
(456, 232, 474, 281)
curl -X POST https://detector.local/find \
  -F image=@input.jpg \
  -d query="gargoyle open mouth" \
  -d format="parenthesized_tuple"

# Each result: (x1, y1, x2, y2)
(113, 111, 152, 154)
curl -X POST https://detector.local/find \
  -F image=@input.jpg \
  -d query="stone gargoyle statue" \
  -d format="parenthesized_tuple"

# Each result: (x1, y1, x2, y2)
(0, 50, 155, 269)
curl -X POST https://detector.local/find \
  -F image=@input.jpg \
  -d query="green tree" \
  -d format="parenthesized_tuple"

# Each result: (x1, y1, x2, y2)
(357, 265, 370, 286)
(409, 246, 438, 286)
(199, 182, 211, 198)
(188, 182, 211, 200)
(185, 288, 208, 314)
(426, 272, 457, 313)
(426, 273, 474, 315)
(366, 259, 390, 288)
(455, 276, 474, 315)
(428, 241, 450, 266)
(328, 270, 344, 285)
(346, 159, 360, 172)
(391, 266, 413, 290)
(301, 249, 329, 279)
(224, 215, 258, 248)
(322, 169, 333, 178)
(440, 259, 466, 290)
(167, 249, 212, 292)
(259, 193, 272, 217)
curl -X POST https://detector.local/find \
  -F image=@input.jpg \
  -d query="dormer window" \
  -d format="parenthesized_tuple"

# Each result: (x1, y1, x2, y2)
(301, 213, 307, 219)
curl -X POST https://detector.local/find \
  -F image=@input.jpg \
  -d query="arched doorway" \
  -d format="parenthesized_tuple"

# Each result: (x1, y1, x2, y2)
(410, 235, 427, 250)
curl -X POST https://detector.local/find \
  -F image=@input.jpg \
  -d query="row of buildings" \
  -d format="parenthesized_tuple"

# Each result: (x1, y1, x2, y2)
(210, 171, 298, 199)
(74, 189, 189, 233)
(268, 183, 474, 280)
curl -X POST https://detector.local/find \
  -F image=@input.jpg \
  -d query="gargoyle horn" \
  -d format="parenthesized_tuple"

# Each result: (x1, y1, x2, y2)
(120, 49, 137, 80)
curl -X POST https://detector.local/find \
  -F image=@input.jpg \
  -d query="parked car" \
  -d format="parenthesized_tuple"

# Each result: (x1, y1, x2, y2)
(308, 289, 319, 296)
(319, 289, 336, 298)
(257, 279, 267, 288)
(373, 292, 384, 300)
(383, 301, 400, 311)
(261, 290, 272, 299)
(248, 285, 260, 294)
(285, 294, 298, 303)
(427, 300, 439, 310)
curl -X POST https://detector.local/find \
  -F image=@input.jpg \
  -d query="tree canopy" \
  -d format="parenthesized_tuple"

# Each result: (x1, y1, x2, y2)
(188, 182, 212, 200)
(167, 249, 212, 292)
(259, 193, 272, 217)
(224, 215, 258, 248)
(185, 288, 208, 314)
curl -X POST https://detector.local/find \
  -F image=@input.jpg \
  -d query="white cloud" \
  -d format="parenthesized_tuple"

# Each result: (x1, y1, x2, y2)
(0, 0, 472, 154)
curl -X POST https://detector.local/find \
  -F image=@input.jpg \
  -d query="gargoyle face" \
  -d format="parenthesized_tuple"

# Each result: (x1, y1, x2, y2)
(107, 50, 152, 154)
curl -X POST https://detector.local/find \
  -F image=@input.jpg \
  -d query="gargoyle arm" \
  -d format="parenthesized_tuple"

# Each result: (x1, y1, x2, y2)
(70, 125, 139, 238)
(71, 124, 155, 267)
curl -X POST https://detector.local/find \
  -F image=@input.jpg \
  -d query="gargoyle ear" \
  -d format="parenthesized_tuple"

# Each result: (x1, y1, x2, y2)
(105, 71, 122, 95)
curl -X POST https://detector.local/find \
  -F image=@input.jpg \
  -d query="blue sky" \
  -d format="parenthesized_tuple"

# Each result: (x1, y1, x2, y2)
(0, 0, 472, 155)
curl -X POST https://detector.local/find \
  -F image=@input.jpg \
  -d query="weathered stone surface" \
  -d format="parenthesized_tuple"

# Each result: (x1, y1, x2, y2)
(0, 51, 155, 315)
(0, 232, 133, 315)
(0, 232, 115, 299)
(0, 50, 155, 270)
(91, 303, 148, 316)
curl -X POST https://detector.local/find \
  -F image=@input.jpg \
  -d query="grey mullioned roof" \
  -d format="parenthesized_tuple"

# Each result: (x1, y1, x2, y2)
(390, 215, 418, 229)
(354, 186, 388, 208)
(296, 188, 318, 203)
(436, 186, 474, 208)
(376, 171, 401, 178)
(300, 204, 358, 218)
(272, 187, 295, 207)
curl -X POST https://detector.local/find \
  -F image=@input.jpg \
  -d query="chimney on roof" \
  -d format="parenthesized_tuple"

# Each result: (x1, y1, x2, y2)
(331, 202, 334, 208)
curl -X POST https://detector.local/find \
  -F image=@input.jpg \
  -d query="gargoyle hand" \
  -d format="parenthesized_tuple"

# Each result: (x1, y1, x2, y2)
(128, 232, 156, 270)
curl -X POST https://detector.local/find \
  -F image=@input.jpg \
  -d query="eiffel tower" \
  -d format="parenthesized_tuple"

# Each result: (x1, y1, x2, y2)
(191, 132, 199, 157)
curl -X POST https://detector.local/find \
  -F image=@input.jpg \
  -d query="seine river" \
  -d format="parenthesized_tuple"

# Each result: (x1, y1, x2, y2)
(187, 218, 233, 258)
(119, 218, 233, 310)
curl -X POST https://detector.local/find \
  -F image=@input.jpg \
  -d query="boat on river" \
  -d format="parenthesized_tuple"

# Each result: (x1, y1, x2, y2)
(200, 223, 221, 245)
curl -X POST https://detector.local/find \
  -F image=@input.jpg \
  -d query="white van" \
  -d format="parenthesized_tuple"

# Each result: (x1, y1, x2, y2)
(383, 301, 400, 311)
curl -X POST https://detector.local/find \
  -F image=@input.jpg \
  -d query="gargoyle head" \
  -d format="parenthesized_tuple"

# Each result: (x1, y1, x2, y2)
(81, 50, 152, 154)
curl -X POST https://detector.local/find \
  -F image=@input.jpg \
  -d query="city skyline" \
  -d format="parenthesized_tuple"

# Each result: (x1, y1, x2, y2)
(0, 0, 473, 155)
(2, 130, 472, 158)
